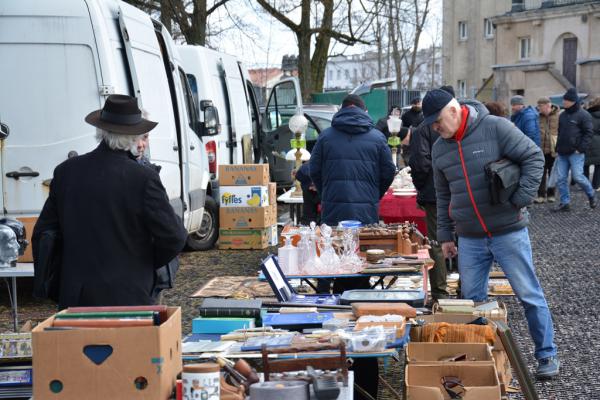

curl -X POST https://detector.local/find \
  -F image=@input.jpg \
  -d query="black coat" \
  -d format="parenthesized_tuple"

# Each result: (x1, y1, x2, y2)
(401, 107, 424, 130)
(32, 141, 187, 309)
(585, 107, 600, 166)
(408, 122, 439, 205)
(556, 103, 594, 155)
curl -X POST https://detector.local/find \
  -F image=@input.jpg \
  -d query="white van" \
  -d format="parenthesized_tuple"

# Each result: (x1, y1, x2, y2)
(0, 0, 220, 252)
(177, 45, 262, 194)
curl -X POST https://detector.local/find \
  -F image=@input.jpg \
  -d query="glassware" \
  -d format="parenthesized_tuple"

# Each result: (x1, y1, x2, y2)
(305, 222, 323, 274)
(319, 224, 339, 273)
(278, 232, 299, 276)
(338, 220, 362, 272)
(296, 227, 311, 274)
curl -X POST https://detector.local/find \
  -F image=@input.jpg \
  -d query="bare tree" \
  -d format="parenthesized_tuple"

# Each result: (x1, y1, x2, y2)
(255, 0, 372, 100)
(123, 0, 231, 45)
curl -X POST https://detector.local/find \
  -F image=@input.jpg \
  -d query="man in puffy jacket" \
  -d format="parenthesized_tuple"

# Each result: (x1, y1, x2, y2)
(511, 95, 541, 147)
(553, 88, 597, 211)
(309, 94, 395, 400)
(310, 94, 396, 226)
(424, 89, 559, 379)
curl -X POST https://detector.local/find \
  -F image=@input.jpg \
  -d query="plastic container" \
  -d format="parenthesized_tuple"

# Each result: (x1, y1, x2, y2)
(278, 234, 299, 275)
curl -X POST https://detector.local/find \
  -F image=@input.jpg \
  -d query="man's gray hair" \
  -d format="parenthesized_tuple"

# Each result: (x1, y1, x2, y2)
(95, 128, 143, 152)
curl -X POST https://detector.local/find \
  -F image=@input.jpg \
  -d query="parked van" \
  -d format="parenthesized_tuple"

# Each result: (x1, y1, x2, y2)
(177, 45, 261, 189)
(0, 0, 220, 252)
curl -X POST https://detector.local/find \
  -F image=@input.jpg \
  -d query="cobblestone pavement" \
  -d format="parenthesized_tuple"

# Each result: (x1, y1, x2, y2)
(1, 189, 598, 398)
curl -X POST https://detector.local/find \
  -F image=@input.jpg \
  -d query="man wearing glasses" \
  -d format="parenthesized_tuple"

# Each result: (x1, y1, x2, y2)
(424, 89, 559, 379)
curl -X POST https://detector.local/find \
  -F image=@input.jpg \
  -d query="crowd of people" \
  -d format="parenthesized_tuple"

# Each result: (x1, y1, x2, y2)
(30, 85, 600, 398)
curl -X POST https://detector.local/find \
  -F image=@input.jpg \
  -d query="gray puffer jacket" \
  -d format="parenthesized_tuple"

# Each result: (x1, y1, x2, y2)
(432, 100, 544, 242)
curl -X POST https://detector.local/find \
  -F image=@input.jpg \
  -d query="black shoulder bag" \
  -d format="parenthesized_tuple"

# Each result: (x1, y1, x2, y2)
(485, 158, 520, 205)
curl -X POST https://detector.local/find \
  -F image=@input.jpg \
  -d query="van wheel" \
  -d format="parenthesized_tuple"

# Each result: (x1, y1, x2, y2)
(186, 195, 219, 251)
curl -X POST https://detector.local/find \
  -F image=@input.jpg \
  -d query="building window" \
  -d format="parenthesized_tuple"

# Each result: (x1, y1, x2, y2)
(328, 70, 333, 80)
(457, 80, 466, 98)
(344, 69, 350, 79)
(337, 70, 341, 80)
(519, 36, 531, 60)
(458, 21, 468, 41)
(435, 64, 440, 74)
(484, 18, 494, 39)
(353, 68, 358, 80)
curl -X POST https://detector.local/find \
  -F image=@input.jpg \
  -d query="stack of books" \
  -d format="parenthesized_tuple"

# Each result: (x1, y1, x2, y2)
(0, 333, 32, 399)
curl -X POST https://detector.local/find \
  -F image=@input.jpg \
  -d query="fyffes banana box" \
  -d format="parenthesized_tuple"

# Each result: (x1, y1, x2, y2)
(219, 186, 269, 208)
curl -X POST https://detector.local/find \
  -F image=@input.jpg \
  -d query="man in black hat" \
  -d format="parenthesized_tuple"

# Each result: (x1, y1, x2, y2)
(33, 94, 187, 309)
(424, 88, 559, 379)
(553, 87, 596, 211)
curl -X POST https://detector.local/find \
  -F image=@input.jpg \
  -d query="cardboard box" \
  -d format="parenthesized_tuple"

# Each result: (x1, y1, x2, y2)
(220, 186, 269, 208)
(268, 182, 277, 204)
(492, 349, 512, 395)
(218, 225, 278, 249)
(405, 364, 501, 400)
(32, 307, 182, 400)
(219, 204, 277, 229)
(219, 164, 270, 186)
(409, 314, 504, 351)
(406, 342, 494, 364)
(16, 217, 36, 262)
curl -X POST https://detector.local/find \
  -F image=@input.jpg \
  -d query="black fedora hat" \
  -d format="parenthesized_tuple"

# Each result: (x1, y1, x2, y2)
(85, 94, 158, 135)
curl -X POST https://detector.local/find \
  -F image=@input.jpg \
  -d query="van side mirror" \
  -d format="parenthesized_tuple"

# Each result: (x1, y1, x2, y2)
(202, 106, 220, 136)
(0, 123, 9, 140)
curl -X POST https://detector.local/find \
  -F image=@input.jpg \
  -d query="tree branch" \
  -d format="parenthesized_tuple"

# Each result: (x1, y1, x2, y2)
(256, 0, 300, 33)
(207, 0, 230, 15)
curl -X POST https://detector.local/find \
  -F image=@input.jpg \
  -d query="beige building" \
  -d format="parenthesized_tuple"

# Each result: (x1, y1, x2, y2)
(442, 0, 511, 99)
(491, 0, 600, 105)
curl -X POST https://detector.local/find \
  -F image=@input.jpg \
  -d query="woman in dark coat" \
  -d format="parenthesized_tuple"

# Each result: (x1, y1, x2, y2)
(584, 97, 600, 190)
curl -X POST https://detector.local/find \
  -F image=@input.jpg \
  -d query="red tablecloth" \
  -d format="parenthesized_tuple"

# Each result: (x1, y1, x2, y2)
(378, 191, 427, 234)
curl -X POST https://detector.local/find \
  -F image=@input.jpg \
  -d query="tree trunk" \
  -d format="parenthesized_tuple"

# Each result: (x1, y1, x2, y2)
(189, 0, 208, 46)
(311, 0, 334, 96)
(389, 0, 402, 88)
(297, 1, 313, 102)
(406, 0, 430, 89)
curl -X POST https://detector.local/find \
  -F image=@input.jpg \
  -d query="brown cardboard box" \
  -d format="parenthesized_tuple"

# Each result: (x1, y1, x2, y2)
(406, 342, 494, 364)
(218, 225, 278, 249)
(492, 349, 513, 395)
(32, 307, 182, 400)
(410, 314, 504, 351)
(16, 217, 36, 262)
(268, 182, 277, 204)
(219, 204, 277, 229)
(405, 364, 501, 400)
(219, 164, 270, 186)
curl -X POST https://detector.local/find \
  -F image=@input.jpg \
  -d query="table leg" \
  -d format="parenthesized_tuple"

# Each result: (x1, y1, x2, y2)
(422, 265, 430, 304)
(370, 276, 385, 289)
(301, 278, 319, 293)
(289, 204, 297, 225)
(12, 277, 18, 332)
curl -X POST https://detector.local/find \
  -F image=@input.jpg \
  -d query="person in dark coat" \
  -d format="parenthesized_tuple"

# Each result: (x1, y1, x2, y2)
(553, 88, 597, 211)
(294, 161, 320, 224)
(583, 97, 600, 190)
(511, 95, 541, 147)
(408, 85, 455, 300)
(309, 94, 395, 400)
(310, 94, 396, 226)
(32, 95, 187, 309)
(399, 97, 424, 165)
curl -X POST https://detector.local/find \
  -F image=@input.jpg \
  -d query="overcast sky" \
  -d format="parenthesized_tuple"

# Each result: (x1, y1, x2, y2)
(210, 0, 442, 69)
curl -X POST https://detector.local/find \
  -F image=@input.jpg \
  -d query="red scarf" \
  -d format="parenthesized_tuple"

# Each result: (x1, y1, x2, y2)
(454, 105, 470, 141)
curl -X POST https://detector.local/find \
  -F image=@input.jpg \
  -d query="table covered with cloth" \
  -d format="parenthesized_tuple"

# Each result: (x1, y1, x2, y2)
(378, 190, 427, 235)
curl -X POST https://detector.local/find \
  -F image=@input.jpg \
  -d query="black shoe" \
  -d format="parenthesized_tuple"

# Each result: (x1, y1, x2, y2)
(552, 203, 570, 212)
(590, 195, 597, 209)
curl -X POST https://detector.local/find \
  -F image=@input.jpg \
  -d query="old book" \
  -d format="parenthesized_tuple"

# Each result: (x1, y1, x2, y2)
(198, 298, 262, 318)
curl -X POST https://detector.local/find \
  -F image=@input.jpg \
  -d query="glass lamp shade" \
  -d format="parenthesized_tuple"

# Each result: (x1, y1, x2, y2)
(387, 116, 402, 134)
(286, 148, 311, 161)
(289, 113, 308, 134)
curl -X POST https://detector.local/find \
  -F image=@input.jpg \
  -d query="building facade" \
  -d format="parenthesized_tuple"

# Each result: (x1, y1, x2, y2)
(491, 0, 600, 105)
(442, 0, 512, 98)
(324, 47, 442, 91)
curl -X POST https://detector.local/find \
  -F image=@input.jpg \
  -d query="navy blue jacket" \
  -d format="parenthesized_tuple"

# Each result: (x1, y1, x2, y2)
(309, 106, 396, 226)
(511, 106, 541, 147)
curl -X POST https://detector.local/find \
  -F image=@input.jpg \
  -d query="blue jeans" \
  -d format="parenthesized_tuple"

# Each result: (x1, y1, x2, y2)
(458, 228, 557, 360)
(556, 153, 595, 204)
